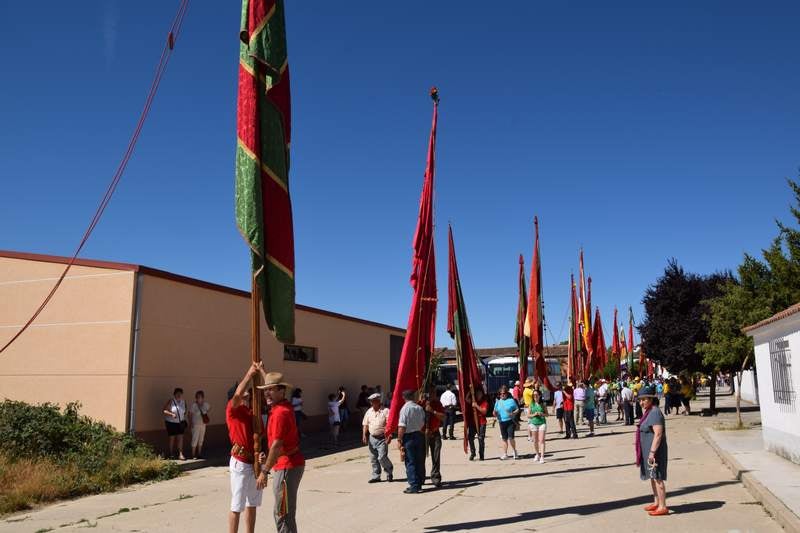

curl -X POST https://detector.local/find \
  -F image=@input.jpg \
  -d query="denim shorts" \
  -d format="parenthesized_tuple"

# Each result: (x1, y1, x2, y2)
(499, 420, 515, 441)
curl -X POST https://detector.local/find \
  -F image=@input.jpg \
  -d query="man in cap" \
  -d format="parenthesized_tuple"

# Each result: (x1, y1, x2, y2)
(256, 370, 305, 533)
(226, 362, 262, 533)
(362, 392, 393, 483)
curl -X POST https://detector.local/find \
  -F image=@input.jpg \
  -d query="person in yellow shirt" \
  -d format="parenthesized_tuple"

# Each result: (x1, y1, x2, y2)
(680, 378, 693, 415)
(522, 378, 535, 441)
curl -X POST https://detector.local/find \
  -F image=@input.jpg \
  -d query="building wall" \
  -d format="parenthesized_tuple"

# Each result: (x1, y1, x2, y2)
(0, 257, 135, 430)
(132, 273, 401, 449)
(749, 315, 800, 465)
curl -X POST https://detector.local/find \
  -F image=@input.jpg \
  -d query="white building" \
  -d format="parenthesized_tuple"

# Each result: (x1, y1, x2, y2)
(744, 303, 800, 465)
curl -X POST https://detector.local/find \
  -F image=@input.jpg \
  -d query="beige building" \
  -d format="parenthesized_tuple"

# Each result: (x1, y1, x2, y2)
(0, 251, 405, 450)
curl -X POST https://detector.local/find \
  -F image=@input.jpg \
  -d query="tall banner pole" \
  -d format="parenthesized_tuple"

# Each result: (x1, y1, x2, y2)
(251, 274, 263, 478)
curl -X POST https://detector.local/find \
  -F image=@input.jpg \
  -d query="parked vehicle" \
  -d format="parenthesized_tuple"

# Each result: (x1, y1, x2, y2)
(485, 356, 562, 404)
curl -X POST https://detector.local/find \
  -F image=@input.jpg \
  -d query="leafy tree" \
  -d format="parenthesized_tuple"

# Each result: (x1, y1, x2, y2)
(698, 177, 800, 424)
(639, 260, 730, 411)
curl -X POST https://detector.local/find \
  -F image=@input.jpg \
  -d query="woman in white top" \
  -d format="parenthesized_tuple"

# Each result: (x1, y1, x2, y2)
(188, 390, 210, 459)
(291, 388, 306, 437)
(161, 387, 187, 460)
(328, 393, 344, 447)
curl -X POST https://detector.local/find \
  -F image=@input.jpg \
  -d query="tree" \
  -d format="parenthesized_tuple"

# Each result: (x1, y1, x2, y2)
(698, 177, 800, 425)
(639, 260, 731, 411)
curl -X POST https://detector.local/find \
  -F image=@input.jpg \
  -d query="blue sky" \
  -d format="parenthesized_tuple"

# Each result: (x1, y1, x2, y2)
(2, 1, 799, 348)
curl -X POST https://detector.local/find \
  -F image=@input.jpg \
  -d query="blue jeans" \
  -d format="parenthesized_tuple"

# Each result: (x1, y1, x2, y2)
(402, 431, 425, 490)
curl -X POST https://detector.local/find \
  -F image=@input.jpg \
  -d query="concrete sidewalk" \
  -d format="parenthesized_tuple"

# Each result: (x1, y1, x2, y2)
(703, 426, 800, 533)
(1, 399, 783, 533)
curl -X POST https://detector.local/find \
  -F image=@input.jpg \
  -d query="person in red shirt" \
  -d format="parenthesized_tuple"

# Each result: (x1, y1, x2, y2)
(466, 388, 489, 461)
(257, 371, 305, 533)
(563, 381, 578, 439)
(226, 362, 263, 533)
(420, 387, 446, 488)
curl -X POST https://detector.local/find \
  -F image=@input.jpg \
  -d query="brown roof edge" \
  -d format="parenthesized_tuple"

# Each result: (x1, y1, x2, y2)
(0, 250, 406, 335)
(742, 301, 800, 334)
(0, 249, 140, 272)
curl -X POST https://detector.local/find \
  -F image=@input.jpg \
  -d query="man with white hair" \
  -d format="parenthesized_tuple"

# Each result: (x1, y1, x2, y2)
(362, 393, 393, 483)
(395, 389, 426, 494)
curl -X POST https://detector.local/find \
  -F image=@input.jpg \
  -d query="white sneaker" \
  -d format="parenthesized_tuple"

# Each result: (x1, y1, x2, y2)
(533, 454, 539, 461)
(513, 453, 518, 460)
(499, 454, 507, 461)
(538, 457, 545, 464)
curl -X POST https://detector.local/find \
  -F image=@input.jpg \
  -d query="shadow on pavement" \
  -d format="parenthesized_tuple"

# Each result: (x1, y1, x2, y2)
(434, 462, 632, 491)
(423, 481, 738, 530)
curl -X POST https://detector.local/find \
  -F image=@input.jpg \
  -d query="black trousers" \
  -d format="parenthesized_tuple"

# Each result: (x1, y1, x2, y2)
(467, 424, 486, 459)
(564, 409, 577, 438)
(443, 408, 456, 438)
(623, 401, 634, 425)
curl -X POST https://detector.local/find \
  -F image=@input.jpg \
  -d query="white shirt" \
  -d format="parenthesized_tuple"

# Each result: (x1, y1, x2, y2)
(621, 387, 634, 402)
(398, 400, 426, 432)
(553, 390, 564, 409)
(597, 384, 609, 400)
(440, 390, 457, 408)
(189, 401, 209, 426)
(328, 401, 341, 424)
(165, 398, 186, 423)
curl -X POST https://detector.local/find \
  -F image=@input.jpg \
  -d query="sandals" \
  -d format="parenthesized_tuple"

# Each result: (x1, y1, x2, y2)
(648, 507, 669, 516)
(643, 504, 658, 512)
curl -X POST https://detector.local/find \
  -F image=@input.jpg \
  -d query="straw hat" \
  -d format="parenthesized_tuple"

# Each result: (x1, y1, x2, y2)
(523, 377, 535, 388)
(256, 371, 293, 390)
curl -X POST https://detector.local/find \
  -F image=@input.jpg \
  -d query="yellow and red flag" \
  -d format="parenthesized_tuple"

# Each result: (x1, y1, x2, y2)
(524, 218, 554, 390)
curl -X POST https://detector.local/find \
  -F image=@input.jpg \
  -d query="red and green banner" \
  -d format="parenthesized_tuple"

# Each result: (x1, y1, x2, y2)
(525, 217, 553, 390)
(627, 307, 635, 371)
(447, 226, 483, 453)
(590, 307, 607, 376)
(568, 274, 579, 381)
(386, 89, 439, 436)
(611, 307, 620, 371)
(235, 0, 295, 343)
(515, 254, 529, 387)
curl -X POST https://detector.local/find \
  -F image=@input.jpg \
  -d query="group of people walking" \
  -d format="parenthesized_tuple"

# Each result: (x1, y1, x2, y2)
(216, 366, 674, 532)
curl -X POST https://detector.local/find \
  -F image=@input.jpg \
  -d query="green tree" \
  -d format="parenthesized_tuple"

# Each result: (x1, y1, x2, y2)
(698, 177, 800, 424)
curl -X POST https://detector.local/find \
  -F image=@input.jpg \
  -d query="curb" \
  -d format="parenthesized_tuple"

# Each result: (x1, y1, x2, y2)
(700, 427, 800, 533)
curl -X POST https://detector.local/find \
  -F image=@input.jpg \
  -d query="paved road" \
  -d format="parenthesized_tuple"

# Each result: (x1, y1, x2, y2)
(2, 399, 779, 532)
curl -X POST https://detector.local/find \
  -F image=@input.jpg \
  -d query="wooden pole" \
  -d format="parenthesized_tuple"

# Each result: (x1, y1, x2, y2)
(251, 274, 262, 478)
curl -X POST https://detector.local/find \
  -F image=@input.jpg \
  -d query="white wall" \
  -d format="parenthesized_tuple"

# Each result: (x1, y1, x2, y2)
(734, 369, 759, 405)
(748, 313, 800, 465)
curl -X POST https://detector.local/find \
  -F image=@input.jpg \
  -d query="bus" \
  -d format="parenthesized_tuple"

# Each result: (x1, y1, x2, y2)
(431, 360, 488, 411)
(485, 356, 563, 404)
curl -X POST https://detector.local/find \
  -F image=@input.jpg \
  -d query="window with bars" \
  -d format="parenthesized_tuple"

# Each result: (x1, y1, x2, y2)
(768, 337, 795, 405)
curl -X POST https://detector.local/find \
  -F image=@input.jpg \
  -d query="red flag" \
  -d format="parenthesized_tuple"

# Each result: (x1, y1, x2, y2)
(590, 307, 607, 376)
(628, 307, 635, 353)
(647, 358, 655, 379)
(525, 217, 554, 390)
(578, 251, 592, 360)
(447, 226, 483, 453)
(386, 89, 439, 436)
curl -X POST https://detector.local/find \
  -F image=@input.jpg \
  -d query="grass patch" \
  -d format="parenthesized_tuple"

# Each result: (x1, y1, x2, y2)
(0, 400, 179, 516)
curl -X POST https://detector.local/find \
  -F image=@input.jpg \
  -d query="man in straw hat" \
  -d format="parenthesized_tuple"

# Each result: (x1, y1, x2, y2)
(362, 392, 393, 483)
(226, 362, 262, 533)
(256, 369, 305, 533)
